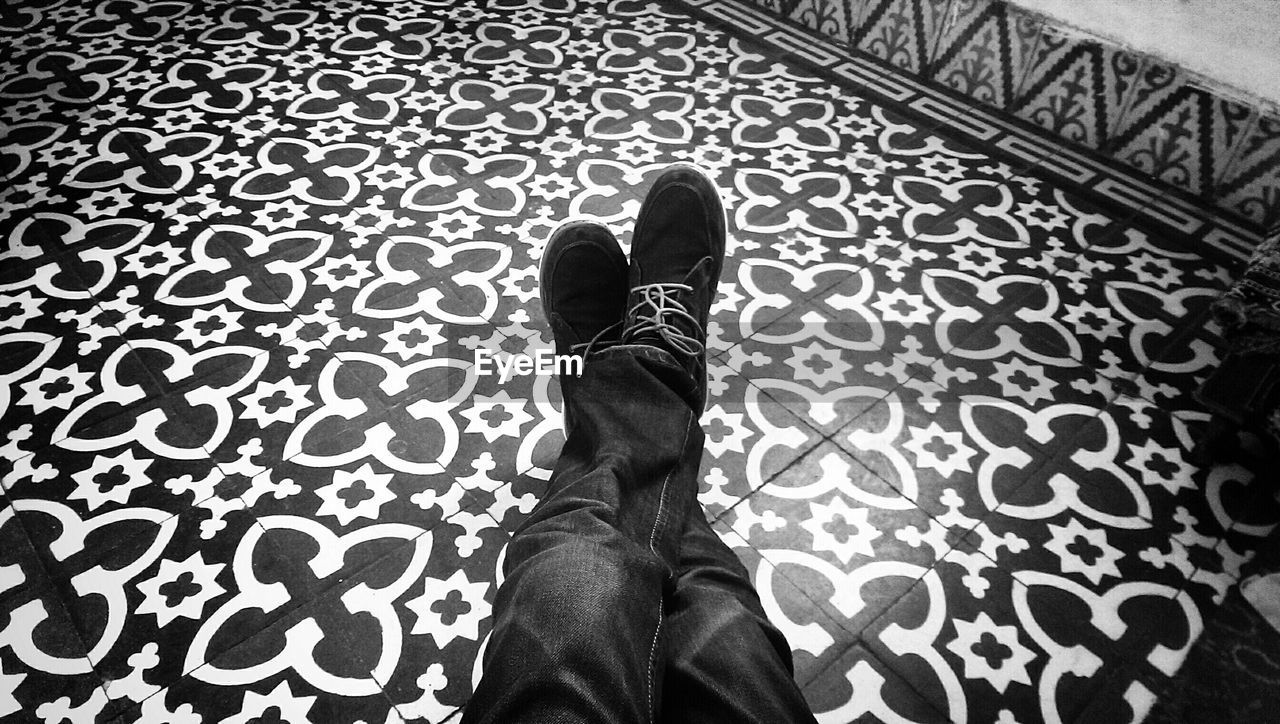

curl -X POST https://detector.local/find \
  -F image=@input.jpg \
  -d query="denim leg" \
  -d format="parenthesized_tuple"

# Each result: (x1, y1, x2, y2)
(464, 347, 702, 724)
(659, 498, 819, 724)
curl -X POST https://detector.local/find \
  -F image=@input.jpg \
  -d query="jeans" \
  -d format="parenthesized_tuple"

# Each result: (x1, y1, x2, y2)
(464, 346, 818, 724)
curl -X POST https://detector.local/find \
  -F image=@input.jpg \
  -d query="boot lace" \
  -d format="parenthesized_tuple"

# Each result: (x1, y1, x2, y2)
(618, 283, 704, 357)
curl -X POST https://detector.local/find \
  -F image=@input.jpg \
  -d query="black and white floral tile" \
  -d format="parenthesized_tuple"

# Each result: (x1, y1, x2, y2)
(0, 0, 1275, 722)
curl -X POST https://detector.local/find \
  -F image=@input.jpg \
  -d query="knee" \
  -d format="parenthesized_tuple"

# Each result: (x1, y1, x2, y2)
(501, 538, 654, 626)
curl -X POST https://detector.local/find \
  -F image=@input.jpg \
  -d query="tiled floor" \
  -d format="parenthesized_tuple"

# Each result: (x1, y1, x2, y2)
(1, 0, 1278, 722)
(1148, 545, 1280, 723)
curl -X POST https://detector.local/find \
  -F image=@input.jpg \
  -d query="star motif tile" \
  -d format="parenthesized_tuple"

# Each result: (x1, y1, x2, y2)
(0, 0, 1273, 721)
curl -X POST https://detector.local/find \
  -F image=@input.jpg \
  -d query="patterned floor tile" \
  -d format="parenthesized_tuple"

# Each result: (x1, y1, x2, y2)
(112, 599, 406, 724)
(711, 519, 860, 688)
(985, 404, 1264, 612)
(52, 507, 277, 698)
(695, 353, 825, 518)
(802, 642, 948, 723)
(3, 408, 234, 533)
(724, 333, 908, 437)
(859, 255, 1056, 373)
(0, 304, 144, 461)
(469, 465, 546, 537)
(458, 348, 567, 478)
(862, 556, 1121, 724)
(973, 504, 1206, 604)
(0, 499, 122, 722)
(728, 253, 943, 431)
(1012, 269, 1212, 387)
(902, 175, 1147, 288)
(4, 489, 355, 718)
(1072, 661, 1169, 724)
(2, 0, 1270, 720)
(1205, 469, 1280, 557)
(2, 161, 183, 271)
(732, 161, 868, 243)
(49, 214, 212, 306)
(710, 238, 871, 350)
(200, 508, 504, 689)
(234, 454, 484, 576)
(1146, 561, 1280, 723)
(919, 349, 1121, 452)
(832, 375, 1065, 525)
(367, 517, 507, 720)
(722, 441, 952, 628)
(276, 362, 493, 489)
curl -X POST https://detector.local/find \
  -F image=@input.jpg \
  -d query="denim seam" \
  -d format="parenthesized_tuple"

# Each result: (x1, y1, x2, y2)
(648, 413, 693, 558)
(645, 598, 663, 723)
(644, 412, 692, 722)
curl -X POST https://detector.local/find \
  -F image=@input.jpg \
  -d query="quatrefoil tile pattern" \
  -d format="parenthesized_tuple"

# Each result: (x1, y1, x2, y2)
(0, 0, 1275, 722)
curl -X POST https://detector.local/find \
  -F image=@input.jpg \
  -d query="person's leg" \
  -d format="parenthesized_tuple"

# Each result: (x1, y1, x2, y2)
(465, 219, 701, 723)
(465, 164, 729, 723)
(465, 345, 702, 724)
(660, 496, 819, 724)
(631, 165, 815, 722)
